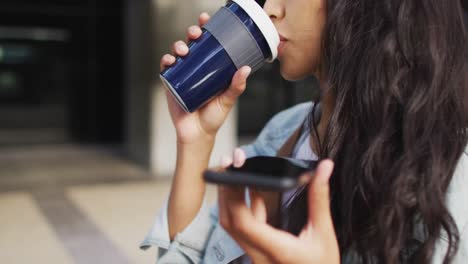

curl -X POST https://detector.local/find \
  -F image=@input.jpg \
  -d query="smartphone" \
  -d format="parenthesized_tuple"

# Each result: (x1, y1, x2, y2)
(203, 156, 317, 191)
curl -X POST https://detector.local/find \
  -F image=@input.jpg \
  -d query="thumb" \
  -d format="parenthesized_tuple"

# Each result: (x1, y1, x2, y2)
(307, 159, 334, 233)
(233, 148, 246, 168)
(218, 66, 251, 111)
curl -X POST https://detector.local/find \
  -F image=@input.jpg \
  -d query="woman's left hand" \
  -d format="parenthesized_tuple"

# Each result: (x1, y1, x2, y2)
(218, 160, 340, 264)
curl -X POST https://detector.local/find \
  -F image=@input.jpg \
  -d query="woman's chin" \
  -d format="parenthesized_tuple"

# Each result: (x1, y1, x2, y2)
(279, 65, 310, 81)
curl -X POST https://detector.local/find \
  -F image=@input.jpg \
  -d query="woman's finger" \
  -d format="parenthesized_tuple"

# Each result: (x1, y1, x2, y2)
(221, 186, 298, 261)
(218, 186, 231, 229)
(218, 186, 259, 255)
(222, 186, 289, 244)
(198, 12, 210, 27)
(160, 54, 176, 71)
(233, 148, 246, 168)
(186, 25, 203, 42)
(307, 159, 335, 233)
(218, 66, 251, 113)
(250, 189, 267, 222)
(171, 40, 189, 57)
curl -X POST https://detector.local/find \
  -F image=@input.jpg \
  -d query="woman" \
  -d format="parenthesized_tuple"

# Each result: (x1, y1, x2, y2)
(141, 0, 468, 263)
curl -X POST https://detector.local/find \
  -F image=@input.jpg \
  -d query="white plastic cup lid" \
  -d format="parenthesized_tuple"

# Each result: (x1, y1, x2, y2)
(232, 0, 280, 62)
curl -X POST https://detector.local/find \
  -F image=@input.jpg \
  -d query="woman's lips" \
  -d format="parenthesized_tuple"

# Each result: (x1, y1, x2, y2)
(278, 34, 288, 57)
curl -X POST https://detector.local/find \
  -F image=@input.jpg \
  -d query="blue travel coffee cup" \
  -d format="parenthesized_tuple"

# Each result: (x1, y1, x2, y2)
(160, 0, 279, 112)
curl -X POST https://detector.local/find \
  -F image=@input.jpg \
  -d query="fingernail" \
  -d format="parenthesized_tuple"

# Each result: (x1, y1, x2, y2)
(177, 42, 187, 52)
(233, 149, 244, 167)
(189, 26, 198, 35)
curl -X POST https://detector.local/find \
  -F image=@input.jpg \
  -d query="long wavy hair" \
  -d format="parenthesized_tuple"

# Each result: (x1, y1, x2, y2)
(286, 0, 468, 263)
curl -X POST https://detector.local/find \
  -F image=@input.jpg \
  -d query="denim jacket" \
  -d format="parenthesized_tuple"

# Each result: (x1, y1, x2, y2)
(140, 102, 468, 263)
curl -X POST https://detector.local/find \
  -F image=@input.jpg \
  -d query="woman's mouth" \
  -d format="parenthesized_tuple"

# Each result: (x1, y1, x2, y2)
(278, 34, 288, 57)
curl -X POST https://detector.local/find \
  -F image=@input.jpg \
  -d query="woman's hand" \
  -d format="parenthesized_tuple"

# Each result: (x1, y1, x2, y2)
(161, 12, 251, 146)
(220, 149, 282, 226)
(218, 160, 340, 264)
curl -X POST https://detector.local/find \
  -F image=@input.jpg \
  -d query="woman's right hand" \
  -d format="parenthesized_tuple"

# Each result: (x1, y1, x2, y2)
(161, 12, 251, 146)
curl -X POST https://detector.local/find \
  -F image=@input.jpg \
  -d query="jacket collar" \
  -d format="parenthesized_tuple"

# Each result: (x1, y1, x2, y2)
(277, 102, 321, 157)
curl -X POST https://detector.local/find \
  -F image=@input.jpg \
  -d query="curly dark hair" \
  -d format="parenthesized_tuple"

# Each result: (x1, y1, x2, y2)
(286, 0, 468, 263)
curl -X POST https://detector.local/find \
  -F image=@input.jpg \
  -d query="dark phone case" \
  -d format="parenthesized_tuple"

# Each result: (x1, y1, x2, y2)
(203, 156, 317, 191)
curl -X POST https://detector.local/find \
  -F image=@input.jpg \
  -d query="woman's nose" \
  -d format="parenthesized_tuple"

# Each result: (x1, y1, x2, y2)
(263, 0, 284, 20)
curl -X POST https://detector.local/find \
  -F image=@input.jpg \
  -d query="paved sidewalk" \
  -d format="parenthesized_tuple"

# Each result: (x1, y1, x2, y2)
(0, 145, 217, 264)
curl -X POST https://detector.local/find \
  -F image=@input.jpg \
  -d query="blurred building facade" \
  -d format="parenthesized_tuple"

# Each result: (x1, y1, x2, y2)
(0, 0, 318, 177)
(0, 0, 125, 146)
